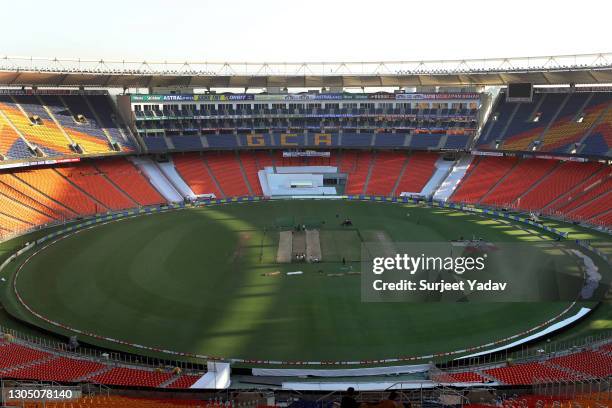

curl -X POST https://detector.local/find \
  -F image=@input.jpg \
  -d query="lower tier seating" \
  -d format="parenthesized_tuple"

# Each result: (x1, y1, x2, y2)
(449, 156, 611, 226)
(548, 350, 612, 377)
(95, 158, 165, 206)
(450, 156, 518, 203)
(88, 366, 174, 388)
(365, 151, 407, 195)
(205, 152, 250, 197)
(394, 152, 439, 194)
(342, 151, 373, 194)
(4, 356, 105, 382)
(483, 362, 580, 385)
(173, 153, 222, 197)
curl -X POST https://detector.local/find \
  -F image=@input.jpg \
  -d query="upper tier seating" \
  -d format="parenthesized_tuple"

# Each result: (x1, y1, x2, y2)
(42, 95, 113, 154)
(539, 95, 610, 153)
(86, 94, 137, 152)
(0, 93, 138, 160)
(580, 105, 612, 155)
(478, 91, 612, 157)
(0, 95, 74, 156)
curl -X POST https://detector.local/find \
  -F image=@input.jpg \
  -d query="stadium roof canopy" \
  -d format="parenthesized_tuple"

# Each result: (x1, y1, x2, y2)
(0, 53, 611, 89)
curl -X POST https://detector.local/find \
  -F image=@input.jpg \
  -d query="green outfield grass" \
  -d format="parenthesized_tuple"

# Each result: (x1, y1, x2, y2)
(0, 200, 608, 365)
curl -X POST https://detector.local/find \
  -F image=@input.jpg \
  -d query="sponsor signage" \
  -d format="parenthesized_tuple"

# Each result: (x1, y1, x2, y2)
(131, 92, 481, 103)
(282, 150, 331, 157)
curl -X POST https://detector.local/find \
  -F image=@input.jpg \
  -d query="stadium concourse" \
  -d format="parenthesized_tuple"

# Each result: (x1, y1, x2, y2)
(0, 83, 610, 406)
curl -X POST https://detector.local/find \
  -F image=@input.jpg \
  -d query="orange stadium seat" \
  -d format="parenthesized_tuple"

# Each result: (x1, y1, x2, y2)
(365, 151, 407, 196)
(13, 168, 102, 215)
(237, 151, 264, 195)
(205, 152, 250, 197)
(56, 164, 136, 210)
(95, 158, 165, 206)
(480, 158, 558, 208)
(343, 151, 372, 195)
(0, 173, 76, 220)
(451, 157, 518, 204)
(394, 152, 438, 194)
(5, 356, 106, 382)
(88, 366, 174, 388)
(173, 153, 222, 197)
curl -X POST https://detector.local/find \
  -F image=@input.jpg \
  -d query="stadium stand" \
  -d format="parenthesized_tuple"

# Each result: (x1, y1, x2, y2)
(580, 105, 612, 155)
(449, 156, 611, 225)
(548, 350, 612, 378)
(12, 167, 102, 215)
(518, 161, 605, 211)
(0, 111, 31, 160)
(0, 95, 75, 156)
(478, 90, 612, 156)
(0, 337, 206, 390)
(205, 152, 250, 197)
(450, 156, 518, 204)
(483, 362, 580, 385)
(86, 94, 137, 152)
(95, 158, 166, 206)
(443, 371, 489, 383)
(365, 151, 407, 196)
(0, 172, 76, 220)
(342, 151, 373, 195)
(88, 366, 174, 388)
(4, 356, 106, 382)
(42, 95, 114, 154)
(166, 374, 201, 389)
(394, 152, 439, 194)
(0, 343, 51, 370)
(56, 164, 136, 210)
(0, 182, 55, 227)
(237, 151, 264, 195)
(480, 158, 559, 207)
(173, 153, 222, 197)
(0, 93, 137, 160)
